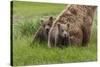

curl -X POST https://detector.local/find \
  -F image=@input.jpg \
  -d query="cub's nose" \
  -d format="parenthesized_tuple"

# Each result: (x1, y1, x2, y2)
(46, 28, 49, 32)
(64, 32, 69, 37)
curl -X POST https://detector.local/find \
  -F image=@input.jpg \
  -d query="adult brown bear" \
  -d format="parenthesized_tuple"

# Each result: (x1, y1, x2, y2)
(48, 5, 97, 48)
(68, 5, 97, 46)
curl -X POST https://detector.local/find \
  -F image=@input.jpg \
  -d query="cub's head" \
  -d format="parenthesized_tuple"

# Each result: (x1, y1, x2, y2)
(41, 16, 54, 35)
(57, 23, 70, 38)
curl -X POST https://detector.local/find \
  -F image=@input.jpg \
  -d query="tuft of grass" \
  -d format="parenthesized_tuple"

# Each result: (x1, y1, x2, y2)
(13, 18, 40, 38)
(12, 1, 97, 66)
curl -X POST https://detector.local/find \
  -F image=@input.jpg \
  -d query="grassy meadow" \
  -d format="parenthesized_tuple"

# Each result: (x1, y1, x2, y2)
(12, 1, 97, 66)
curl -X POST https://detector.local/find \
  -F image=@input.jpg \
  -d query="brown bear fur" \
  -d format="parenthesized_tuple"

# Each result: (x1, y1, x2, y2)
(68, 5, 97, 46)
(48, 5, 96, 47)
(33, 16, 54, 43)
(48, 23, 70, 48)
(69, 5, 96, 46)
(69, 23, 83, 46)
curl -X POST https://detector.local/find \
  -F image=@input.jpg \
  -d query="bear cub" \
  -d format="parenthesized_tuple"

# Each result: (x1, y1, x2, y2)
(48, 23, 70, 48)
(34, 16, 54, 43)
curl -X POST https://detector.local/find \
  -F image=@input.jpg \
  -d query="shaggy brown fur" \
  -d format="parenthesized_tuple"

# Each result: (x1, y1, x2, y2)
(48, 23, 70, 48)
(48, 5, 97, 48)
(32, 16, 54, 43)
(68, 5, 97, 46)
(69, 23, 83, 46)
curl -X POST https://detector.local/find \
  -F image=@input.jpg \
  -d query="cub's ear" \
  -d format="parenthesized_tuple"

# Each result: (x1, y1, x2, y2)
(40, 20, 44, 24)
(40, 20, 44, 26)
(49, 16, 53, 21)
(41, 20, 44, 23)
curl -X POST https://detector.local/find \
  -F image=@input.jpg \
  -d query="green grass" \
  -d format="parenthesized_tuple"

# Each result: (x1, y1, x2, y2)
(12, 1, 97, 66)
